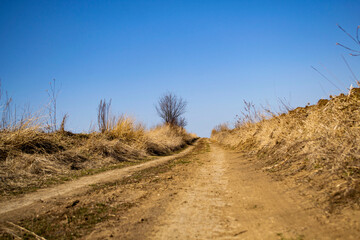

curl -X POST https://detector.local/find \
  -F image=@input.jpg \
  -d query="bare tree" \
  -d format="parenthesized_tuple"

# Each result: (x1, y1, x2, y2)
(98, 99, 112, 133)
(155, 92, 187, 128)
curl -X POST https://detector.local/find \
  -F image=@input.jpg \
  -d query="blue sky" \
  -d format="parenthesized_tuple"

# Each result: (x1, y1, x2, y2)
(0, 0, 359, 137)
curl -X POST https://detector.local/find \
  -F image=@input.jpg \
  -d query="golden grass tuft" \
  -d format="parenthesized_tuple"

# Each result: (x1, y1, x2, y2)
(145, 125, 188, 155)
(211, 88, 360, 210)
(109, 115, 146, 142)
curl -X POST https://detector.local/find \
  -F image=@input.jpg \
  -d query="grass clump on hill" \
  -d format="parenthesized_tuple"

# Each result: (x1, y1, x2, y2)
(211, 88, 360, 210)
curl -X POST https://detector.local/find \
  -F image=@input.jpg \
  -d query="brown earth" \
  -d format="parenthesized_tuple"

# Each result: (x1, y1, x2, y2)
(1, 139, 359, 239)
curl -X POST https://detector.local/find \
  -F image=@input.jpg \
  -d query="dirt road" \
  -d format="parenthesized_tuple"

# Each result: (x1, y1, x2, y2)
(1, 139, 359, 239)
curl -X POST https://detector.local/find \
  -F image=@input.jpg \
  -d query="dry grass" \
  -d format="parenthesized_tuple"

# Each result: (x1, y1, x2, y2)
(109, 115, 146, 142)
(211, 88, 360, 210)
(145, 124, 197, 155)
(0, 118, 197, 197)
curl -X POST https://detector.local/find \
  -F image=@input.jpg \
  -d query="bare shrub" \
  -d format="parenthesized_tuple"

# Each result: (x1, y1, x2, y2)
(277, 97, 293, 113)
(97, 99, 112, 133)
(234, 100, 274, 128)
(0, 81, 44, 131)
(155, 92, 187, 128)
(235, 100, 260, 128)
(46, 79, 59, 132)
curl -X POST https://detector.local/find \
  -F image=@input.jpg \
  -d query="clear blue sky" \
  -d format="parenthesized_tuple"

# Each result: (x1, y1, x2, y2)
(1, 0, 359, 137)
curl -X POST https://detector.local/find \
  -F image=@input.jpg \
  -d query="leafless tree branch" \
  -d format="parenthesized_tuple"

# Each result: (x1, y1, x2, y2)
(155, 92, 187, 128)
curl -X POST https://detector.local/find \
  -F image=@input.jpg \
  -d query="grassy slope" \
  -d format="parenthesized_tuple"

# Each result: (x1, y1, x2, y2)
(211, 88, 360, 210)
(0, 124, 197, 198)
(0, 139, 209, 239)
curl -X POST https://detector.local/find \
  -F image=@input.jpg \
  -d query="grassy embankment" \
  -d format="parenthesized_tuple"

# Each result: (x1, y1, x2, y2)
(211, 88, 360, 211)
(0, 115, 197, 198)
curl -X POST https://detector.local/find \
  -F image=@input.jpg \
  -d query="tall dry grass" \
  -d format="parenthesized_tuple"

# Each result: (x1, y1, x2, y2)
(211, 88, 360, 210)
(109, 115, 146, 141)
(145, 124, 197, 155)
